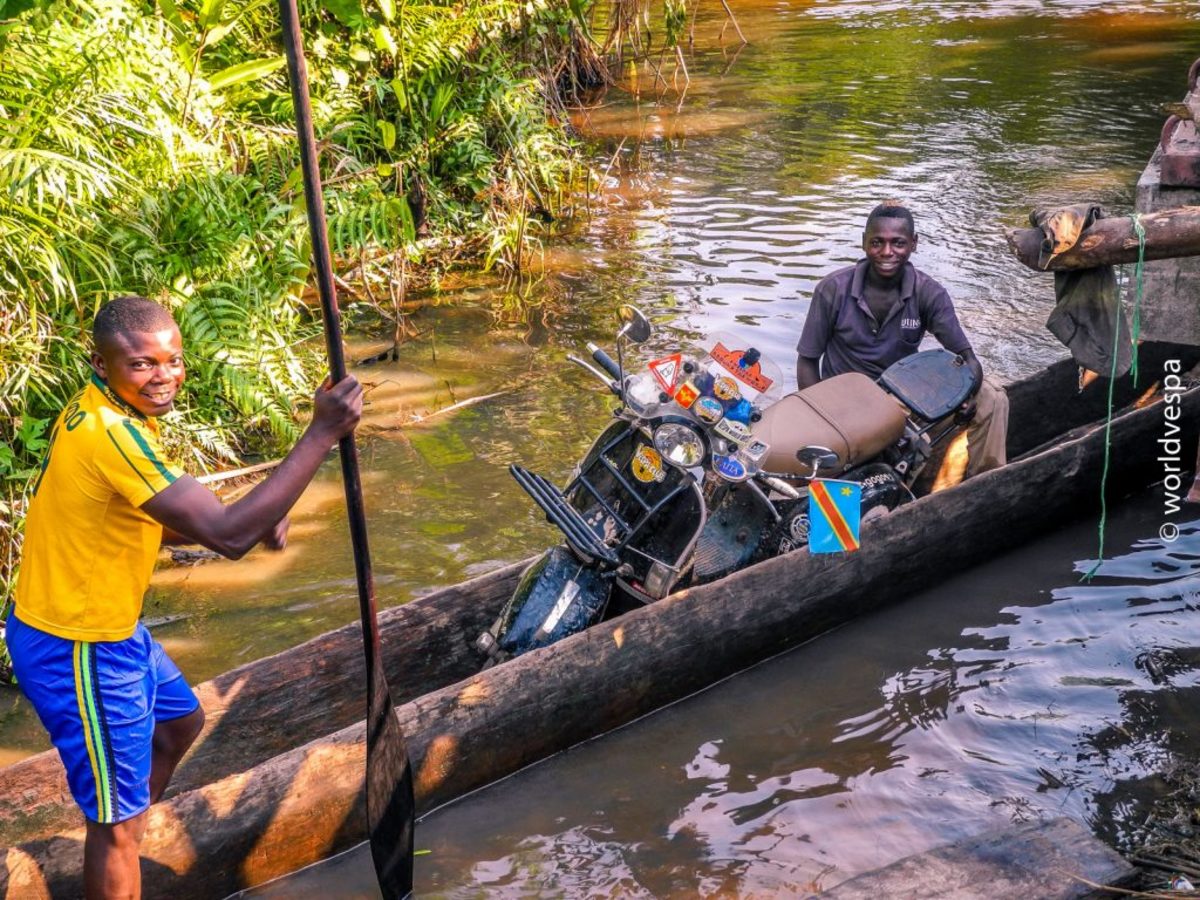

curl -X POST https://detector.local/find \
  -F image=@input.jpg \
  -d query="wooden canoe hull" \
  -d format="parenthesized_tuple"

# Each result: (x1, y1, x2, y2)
(1, 344, 1196, 897)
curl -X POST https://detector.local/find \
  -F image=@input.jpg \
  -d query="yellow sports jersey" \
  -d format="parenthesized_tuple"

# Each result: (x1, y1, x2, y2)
(14, 374, 183, 641)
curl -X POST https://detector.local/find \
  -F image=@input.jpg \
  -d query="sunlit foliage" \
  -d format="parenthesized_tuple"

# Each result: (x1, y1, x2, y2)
(0, 0, 592, 619)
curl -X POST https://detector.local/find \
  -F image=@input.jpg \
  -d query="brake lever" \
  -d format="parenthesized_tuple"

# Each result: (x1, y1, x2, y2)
(567, 354, 621, 395)
(744, 477, 783, 523)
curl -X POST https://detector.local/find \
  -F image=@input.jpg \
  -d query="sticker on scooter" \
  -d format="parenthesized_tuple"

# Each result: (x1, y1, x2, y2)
(631, 444, 667, 483)
(712, 454, 749, 481)
(712, 375, 740, 402)
(714, 417, 751, 447)
(808, 478, 862, 554)
(742, 439, 769, 462)
(693, 396, 724, 424)
(648, 353, 683, 396)
(539, 579, 580, 635)
(709, 342, 774, 397)
(674, 380, 700, 409)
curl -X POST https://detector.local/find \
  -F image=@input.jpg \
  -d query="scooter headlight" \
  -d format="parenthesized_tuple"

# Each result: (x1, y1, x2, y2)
(653, 422, 705, 468)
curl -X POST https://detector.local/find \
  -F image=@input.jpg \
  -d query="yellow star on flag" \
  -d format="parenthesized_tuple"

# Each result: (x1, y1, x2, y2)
(841, 486, 853, 496)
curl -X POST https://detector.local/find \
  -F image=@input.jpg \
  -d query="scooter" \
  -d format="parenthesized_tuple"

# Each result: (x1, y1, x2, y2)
(693, 346, 977, 581)
(474, 307, 975, 667)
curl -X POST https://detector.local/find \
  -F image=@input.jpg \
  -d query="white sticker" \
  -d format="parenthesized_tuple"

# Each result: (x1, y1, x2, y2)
(714, 417, 751, 447)
(741, 439, 769, 462)
(541, 580, 581, 635)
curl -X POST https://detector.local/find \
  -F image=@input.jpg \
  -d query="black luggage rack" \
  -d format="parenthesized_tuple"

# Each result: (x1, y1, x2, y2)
(510, 465, 622, 566)
(510, 439, 692, 571)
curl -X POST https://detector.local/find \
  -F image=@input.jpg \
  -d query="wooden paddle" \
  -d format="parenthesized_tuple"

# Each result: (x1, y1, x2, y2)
(277, 2, 416, 895)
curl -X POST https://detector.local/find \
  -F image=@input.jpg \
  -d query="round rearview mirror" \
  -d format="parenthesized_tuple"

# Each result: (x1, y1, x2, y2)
(618, 305, 652, 343)
(796, 445, 840, 475)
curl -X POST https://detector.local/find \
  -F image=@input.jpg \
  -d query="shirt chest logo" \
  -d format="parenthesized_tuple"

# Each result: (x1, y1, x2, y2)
(900, 317, 921, 331)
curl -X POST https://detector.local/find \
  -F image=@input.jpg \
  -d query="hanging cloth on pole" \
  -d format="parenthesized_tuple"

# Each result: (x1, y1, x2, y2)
(1031, 203, 1133, 378)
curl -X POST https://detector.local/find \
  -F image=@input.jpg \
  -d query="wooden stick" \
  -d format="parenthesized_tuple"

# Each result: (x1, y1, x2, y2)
(277, 1, 415, 895)
(718, 0, 747, 44)
(195, 459, 282, 485)
(1063, 870, 1195, 899)
(397, 390, 510, 427)
(1132, 853, 1200, 879)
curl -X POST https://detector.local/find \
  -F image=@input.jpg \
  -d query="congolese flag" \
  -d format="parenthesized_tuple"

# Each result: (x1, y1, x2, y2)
(807, 478, 862, 553)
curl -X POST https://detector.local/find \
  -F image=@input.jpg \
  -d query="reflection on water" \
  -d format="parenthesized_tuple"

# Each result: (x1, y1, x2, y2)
(577, 0, 1200, 379)
(243, 492, 1200, 898)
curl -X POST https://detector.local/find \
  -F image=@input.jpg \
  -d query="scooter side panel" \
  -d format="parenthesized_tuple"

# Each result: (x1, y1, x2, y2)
(693, 484, 775, 583)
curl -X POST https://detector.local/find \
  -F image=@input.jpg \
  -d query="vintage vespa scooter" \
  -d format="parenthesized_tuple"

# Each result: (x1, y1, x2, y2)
(474, 307, 974, 667)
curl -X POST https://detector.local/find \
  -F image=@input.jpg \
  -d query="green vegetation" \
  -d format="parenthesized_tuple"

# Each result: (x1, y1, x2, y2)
(0, 0, 710, 684)
(0, 0, 603, 640)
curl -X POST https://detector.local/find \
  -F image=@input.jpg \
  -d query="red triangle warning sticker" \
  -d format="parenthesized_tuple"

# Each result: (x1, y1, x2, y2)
(648, 353, 683, 395)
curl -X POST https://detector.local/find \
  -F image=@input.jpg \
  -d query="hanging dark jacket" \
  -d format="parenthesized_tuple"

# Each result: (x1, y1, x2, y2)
(1030, 204, 1132, 378)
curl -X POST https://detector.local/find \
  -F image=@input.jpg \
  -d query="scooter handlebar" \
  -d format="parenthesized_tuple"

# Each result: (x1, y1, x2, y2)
(568, 354, 621, 395)
(587, 342, 622, 380)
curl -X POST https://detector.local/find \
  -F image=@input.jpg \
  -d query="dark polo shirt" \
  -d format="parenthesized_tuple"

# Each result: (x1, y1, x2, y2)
(797, 259, 972, 379)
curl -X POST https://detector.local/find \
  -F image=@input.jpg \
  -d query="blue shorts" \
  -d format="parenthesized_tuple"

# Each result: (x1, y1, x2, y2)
(6, 611, 200, 824)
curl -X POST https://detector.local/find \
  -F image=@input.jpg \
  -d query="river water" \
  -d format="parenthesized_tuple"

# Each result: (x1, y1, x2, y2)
(3, 0, 1199, 892)
(248, 492, 1200, 897)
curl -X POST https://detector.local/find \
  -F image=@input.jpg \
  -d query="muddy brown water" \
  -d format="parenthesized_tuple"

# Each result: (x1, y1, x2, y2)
(242, 492, 1199, 897)
(2, 0, 1199, 893)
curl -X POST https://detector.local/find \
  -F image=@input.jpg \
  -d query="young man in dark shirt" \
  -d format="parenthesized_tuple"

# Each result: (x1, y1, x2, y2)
(796, 203, 1008, 479)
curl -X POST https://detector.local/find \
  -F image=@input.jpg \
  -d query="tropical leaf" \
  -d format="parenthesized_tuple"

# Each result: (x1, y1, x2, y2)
(207, 55, 286, 90)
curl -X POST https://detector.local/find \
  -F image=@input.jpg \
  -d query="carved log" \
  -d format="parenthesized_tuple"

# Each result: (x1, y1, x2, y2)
(0, 560, 525, 848)
(1005, 205, 1200, 271)
(2, 344, 1198, 853)
(3, 368, 1195, 899)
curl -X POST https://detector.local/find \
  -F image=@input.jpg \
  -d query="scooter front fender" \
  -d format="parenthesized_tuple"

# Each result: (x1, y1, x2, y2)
(491, 546, 612, 659)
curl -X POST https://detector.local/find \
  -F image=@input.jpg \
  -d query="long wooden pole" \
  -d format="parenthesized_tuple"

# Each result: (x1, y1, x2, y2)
(276, 2, 415, 896)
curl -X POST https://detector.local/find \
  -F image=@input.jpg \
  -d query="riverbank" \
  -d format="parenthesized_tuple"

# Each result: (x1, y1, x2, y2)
(0, 0, 598, 633)
(1131, 761, 1200, 894)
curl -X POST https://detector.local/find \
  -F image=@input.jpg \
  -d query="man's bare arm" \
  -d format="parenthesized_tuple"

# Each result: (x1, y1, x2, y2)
(796, 356, 821, 391)
(959, 349, 984, 397)
(160, 527, 196, 547)
(143, 378, 362, 559)
(160, 518, 288, 550)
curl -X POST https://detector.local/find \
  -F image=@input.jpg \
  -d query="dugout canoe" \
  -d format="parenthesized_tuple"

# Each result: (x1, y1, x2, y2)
(1, 343, 1197, 898)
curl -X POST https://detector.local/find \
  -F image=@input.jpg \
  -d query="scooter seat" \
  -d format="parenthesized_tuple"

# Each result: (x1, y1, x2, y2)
(752, 373, 907, 476)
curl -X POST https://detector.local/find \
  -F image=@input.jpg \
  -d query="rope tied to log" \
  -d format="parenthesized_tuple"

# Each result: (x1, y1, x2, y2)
(1129, 213, 1146, 386)
(1083, 214, 1146, 582)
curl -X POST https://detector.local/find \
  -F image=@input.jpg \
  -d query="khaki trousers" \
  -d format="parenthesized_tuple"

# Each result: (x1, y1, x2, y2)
(931, 376, 1009, 489)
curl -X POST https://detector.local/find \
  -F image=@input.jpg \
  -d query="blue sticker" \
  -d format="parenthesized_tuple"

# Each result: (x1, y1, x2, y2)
(724, 398, 754, 424)
(694, 396, 725, 424)
(713, 454, 748, 481)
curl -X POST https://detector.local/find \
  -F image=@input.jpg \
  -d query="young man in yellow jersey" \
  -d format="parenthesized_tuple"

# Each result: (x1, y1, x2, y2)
(7, 296, 362, 898)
